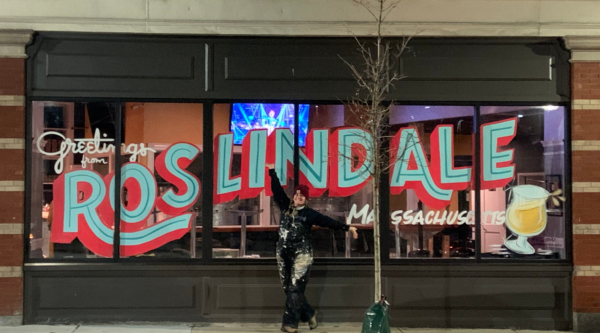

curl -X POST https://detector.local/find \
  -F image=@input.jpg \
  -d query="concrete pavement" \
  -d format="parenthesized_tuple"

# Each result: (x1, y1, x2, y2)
(0, 323, 572, 333)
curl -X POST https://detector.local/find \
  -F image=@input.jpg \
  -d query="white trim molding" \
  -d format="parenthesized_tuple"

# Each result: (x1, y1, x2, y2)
(572, 141, 600, 151)
(0, 139, 24, 150)
(0, 181, 24, 192)
(0, 266, 21, 278)
(0, 30, 32, 58)
(573, 182, 600, 193)
(0, 224, 22, 235)
(0, 96, 24, 107)
(572, 99, 600, 110)
(574, 266, 600, 277)
(574, 224, 600, 235)
(4, 1, 600, 37)
(565, 36, 600, 62)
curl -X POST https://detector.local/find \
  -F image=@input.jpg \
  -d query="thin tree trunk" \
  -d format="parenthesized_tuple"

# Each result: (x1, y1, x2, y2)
(342, 0, 408, 304)
(372, 174, 381, 302)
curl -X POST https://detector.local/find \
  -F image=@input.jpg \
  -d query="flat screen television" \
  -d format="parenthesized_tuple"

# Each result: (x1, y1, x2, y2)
(230, 103, 309, 146)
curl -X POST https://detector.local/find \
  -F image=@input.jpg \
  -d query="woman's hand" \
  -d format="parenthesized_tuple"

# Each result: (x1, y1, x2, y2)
(349, 226, 358, 240)
(266, 163, 275, 169)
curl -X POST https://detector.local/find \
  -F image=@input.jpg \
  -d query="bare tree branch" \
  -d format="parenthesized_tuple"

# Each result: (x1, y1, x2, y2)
(340, 0, 416, 303)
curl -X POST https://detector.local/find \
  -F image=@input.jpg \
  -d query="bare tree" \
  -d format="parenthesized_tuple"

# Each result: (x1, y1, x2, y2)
(341, 0, 411, 302)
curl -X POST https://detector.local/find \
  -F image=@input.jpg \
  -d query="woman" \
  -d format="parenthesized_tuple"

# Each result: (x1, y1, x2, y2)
(267, 166, 358, 333)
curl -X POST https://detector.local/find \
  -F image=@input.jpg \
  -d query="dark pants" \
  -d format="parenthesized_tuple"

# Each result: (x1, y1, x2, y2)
(277, 242, 315, 329)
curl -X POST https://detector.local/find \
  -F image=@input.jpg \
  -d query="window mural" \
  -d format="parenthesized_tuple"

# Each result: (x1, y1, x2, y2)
(30, 103, 566, 260)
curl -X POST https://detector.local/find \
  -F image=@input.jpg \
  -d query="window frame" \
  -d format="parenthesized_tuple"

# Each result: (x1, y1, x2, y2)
(24, 98, 572, 266)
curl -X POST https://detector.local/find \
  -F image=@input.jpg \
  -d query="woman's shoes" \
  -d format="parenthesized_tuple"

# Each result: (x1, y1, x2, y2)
(280, 325, 298, 333)
(280, 313, 317, 333)
(308, 312, 318, 330)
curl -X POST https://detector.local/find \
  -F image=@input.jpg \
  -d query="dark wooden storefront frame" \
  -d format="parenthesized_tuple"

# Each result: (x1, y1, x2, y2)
(23, 32, 573, 330)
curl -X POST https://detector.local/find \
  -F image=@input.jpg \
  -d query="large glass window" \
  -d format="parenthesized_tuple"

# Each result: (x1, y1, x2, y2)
(119, 103, 203, 258)
(479, 106, 566, 259)
(388, 106, 475, 259)
(28, 101, 568, 262)
(31, 102, 116, 259)
(212, 103, 369, 258)
(30, 102, 203, 259)
(303, 105, 373, 258)
(212, 103, 277, 259)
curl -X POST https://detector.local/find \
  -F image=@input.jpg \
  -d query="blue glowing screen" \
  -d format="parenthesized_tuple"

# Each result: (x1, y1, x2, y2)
(231, 103, 309, 146)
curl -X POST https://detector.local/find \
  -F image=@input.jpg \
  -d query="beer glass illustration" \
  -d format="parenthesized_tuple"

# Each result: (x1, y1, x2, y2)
(504, 185, 563, 254)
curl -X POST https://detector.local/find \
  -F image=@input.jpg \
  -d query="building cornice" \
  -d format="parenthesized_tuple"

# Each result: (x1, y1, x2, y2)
(564, 36, 600, 62)
(3, 0, 600, 38)
(0, 30, 33, 58)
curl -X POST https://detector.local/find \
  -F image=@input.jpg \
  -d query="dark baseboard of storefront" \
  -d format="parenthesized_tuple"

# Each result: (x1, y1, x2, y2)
(24, 264, 572, 330)
(574, 312, 600, 333)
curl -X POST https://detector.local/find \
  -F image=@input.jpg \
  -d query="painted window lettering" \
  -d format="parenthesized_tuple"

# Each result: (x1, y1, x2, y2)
(45, 118, 517, 257)
(50, 143, 199, 257)
(480, 118, 517, 190)
(37, 128, 155, 174)
(389, 127, 453, 209)
(212, 118, 515, 204)
(352, 202, 503, 226)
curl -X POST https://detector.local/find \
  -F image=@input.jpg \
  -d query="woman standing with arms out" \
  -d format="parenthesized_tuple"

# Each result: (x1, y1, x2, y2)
(267, 165, 358, 333)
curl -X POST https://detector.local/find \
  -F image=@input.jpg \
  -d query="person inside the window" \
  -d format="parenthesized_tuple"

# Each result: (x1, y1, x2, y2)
(267, 164, 358, 333)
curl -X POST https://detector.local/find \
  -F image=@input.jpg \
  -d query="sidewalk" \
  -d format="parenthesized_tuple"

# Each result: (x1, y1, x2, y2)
(0, 323, 571, 333)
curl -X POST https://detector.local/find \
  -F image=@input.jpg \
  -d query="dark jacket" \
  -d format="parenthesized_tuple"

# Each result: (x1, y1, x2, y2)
(269, 169, 349, 245)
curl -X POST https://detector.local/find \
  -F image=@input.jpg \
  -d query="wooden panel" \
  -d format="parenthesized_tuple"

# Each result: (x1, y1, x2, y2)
(24, 264, 571, 331)
(224, 56, 357, 81)
(390, 277, 555, 309)
(400, 42, 554, 81)
(213, 42, 359, 100)
(28, 34, 205, 99)
(46, 54, 194, 79)
(386, 272, 570, 330)
(389, 40, 568, 101)
(28, 34, 569, 102)
(38, 277, 196, 309)
(211, 280, 373, 311)
(214, 283, 283, 310)
(402, 57, 551, 81)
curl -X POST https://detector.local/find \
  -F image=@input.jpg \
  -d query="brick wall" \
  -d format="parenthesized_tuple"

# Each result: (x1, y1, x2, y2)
(573, 276, 600, 313)
(0, 59, 24, 96)
(571, 61, 600, 324)
(0, 49, 26, 325)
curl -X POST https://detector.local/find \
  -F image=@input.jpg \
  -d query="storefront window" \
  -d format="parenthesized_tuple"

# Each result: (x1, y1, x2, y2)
(303, 105, 373, 258)
(389, 106, 475, 259)
(28, 101, 567, 262)
(212, 103, 368, 258)
(30, 102, 117, 259)
(212, 103, 279, 258)
(119, 103, 203, 258)
(30, 102, 203, 259)
(479, 106, 566, 259)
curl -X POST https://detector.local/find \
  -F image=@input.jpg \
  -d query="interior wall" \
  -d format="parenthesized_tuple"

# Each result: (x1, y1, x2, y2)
(214, 103, 231, 135)
(123, 102, 204, 146)
(145, 103, 203, 145)
(122, 103, 234, 147)
(124, 103, 144, 144)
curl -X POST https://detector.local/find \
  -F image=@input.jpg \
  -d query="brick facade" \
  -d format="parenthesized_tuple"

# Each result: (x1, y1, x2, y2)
(573, 276, 600, 311)
(0, 31, 29, 326)
(0, 31, 594, 329)
(569, 37, 600, 332)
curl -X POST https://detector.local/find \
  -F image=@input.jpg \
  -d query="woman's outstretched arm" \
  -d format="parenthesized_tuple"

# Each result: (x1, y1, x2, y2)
(268, 168, 291, 211)
(309, 210, 358, 239)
